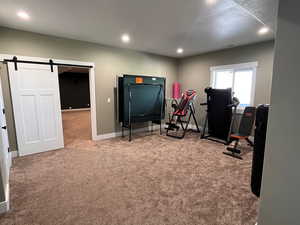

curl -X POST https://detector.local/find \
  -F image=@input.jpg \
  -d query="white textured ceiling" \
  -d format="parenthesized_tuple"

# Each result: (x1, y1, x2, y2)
(0, 0, 278, 57)
(233, 0, 278, 31)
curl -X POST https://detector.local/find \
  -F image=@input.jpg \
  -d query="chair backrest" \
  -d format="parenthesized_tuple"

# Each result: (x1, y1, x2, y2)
(174, 90, 196, 116)
(238, 106, 256, 136)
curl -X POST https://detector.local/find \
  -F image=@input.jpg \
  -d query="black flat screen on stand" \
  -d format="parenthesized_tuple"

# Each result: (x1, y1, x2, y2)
(118, 74, 165, 128)
(129, 84, 164, 122)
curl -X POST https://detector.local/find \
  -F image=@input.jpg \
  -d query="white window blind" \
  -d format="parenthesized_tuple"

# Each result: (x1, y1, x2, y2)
(210, 62, 257, 108)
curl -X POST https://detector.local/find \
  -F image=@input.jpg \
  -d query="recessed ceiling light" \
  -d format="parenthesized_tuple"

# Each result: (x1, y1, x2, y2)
(258, 26, 269, 35)
(177, 48, 184, 54)
(206, 0, 218, 5)
(17, 11, 30, 20)
(121, 34, 130, 43)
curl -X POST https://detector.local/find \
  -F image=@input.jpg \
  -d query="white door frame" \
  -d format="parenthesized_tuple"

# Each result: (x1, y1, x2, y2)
(0, 54, 97, 143)
(0, 76, 10, 213)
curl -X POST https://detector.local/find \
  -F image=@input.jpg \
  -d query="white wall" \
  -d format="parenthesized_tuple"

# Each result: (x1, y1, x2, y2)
(258, 0, 300, 224)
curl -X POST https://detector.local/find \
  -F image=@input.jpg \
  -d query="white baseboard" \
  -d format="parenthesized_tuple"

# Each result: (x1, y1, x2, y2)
(0, 199, 8, 214)
(94, 125, 161, 141)
(188, 124, 203, 131)
(61, 108, 90, 112)
(94, 123, 203, 141)
(11, 151, 18, 158)
(9, 126, 161, 155)
(7, 152, 12, 169)
(0, 182, 10, 214)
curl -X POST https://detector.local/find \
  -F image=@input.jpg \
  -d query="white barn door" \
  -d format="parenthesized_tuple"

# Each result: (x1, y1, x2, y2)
(8, 63, 64, 156)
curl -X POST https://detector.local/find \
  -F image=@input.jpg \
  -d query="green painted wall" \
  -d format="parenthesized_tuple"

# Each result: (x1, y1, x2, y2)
(0, 27, 274, 153)
(178, 41, 274, 126)
(0, 27, 275, 203)
(0, 64, 17, 152)
(0, 27, 178, 151)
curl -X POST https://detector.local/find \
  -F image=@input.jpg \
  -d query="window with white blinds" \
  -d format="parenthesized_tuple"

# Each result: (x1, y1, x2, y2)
(210, 62, 257, 108)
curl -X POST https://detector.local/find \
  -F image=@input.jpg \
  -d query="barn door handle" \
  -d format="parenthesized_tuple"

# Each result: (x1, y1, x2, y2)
(2, 126, 6, 130)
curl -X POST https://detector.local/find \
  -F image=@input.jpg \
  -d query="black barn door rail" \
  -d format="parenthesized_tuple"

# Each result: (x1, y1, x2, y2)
(4, 56, 93, 72)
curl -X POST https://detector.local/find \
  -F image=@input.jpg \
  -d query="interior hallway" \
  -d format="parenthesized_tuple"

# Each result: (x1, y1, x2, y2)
(62, 110, 92, 148)
(0, 132, 258, 225)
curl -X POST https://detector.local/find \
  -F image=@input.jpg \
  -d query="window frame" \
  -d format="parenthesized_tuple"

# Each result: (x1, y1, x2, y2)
(210, 62, 257, 110)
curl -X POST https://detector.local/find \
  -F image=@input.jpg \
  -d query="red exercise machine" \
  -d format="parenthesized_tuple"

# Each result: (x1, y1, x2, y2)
(166, 90, 200, 139)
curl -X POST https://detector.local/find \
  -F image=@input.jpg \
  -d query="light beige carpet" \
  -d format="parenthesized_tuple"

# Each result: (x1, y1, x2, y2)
(62, 110, 94, 149)
(0, 131, 258, 225)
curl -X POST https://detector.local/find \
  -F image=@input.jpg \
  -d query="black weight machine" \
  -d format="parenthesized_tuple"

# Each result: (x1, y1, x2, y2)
(166, 90, 200, 139)
(201, 87, 239, 145)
